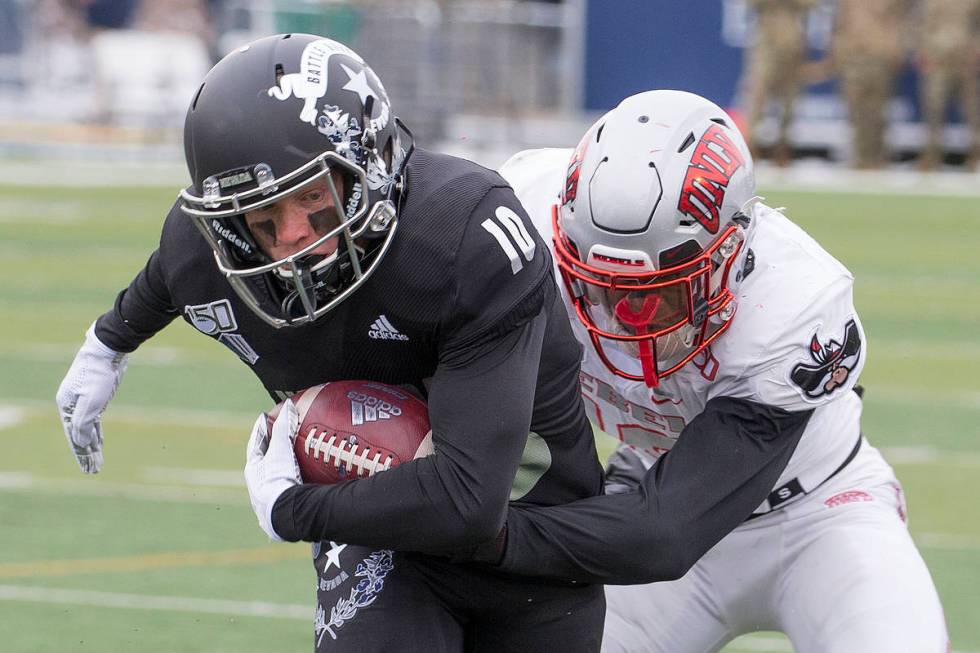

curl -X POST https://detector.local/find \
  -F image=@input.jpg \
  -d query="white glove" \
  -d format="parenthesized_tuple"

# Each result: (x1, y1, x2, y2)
(55, 323, 129, 474)
(244, 399, 302, 541)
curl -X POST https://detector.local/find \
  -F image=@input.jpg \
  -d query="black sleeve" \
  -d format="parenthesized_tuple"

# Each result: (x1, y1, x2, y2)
(272, 304, 549, 549)
(438, 184, 553, 353)
(272, 185, 556, 549)
(493, 397, 811, 584)
(94, 248, 180, 352)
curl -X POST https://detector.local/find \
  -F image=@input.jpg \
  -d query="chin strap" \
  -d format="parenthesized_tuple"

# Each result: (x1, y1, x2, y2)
(613, 294, 662, 387)
(637, 339, 660, 388)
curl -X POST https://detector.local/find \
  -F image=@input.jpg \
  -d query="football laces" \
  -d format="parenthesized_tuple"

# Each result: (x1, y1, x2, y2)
(304, 427, 393, 477)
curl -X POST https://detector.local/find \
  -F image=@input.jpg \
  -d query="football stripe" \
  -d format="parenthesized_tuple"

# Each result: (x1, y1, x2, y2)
(293, 383, 326, 422)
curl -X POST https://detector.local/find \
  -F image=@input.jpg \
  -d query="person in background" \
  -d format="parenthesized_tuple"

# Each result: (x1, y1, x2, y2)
(831, 0, 909, 169)
(916, 0, 980, 170)
(741, 0, 818, 167)
(131, 0, 214, 54)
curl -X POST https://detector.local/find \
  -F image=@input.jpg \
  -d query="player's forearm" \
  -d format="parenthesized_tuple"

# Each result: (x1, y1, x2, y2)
(271, 453, 513, 549)
(273, 315, 548, 549)
(496, 397, 812, 584)
(498, 472, 768, 585)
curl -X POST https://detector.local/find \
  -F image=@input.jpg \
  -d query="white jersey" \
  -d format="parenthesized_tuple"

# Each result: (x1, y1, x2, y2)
(502, 147, 947, 653)
(501, 148, 866, 514)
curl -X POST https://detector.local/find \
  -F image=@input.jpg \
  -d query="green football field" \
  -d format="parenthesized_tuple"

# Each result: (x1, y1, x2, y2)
(0, 176, 977, 652)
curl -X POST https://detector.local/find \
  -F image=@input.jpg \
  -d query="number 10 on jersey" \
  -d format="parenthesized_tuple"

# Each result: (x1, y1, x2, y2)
(482, 206, 536, 274)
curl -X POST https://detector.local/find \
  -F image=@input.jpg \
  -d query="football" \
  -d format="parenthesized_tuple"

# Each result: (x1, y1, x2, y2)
(268, 380, 433, 484)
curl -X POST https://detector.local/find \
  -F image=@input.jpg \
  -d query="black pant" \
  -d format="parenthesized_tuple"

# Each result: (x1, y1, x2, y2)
(311, 541, 605, 652)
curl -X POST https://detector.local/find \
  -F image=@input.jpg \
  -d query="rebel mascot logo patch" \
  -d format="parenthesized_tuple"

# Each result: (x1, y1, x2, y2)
(790, 319, 862, 398)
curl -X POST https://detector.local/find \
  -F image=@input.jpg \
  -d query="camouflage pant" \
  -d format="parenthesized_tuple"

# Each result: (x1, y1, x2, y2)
(839, 61, 898, 168)
(743, 44, 807, 154)
(920, 60, 980, 167)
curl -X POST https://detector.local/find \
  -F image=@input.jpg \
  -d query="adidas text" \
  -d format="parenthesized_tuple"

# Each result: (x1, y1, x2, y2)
(368, 315, 409, 341)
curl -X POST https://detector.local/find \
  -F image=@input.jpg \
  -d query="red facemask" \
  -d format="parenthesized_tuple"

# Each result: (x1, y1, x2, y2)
(552, 206, 743, 387)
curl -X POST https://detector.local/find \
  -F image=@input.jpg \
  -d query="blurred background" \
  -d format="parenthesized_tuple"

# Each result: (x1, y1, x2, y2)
(0, 1, 978, 652)
(0, 0, 977, 170)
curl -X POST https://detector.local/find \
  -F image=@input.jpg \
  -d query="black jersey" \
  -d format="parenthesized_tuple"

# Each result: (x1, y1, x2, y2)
(96, 148, 603, 551)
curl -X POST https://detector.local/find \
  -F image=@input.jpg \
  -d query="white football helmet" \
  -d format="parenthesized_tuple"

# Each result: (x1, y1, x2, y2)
(554, 90, 757, 387)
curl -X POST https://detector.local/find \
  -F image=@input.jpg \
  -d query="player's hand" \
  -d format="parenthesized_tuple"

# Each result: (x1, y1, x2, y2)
(244, 399, 302, 541)
(55, 323, 129, 474)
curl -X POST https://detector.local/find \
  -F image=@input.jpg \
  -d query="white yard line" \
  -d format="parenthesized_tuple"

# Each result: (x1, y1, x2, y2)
(2, 157, 979, 196)
(2, 585, 975, 653)
(916, 532, 980, 552)
(0, 160, 189, 188)
(881, 447, 980, 467)
(140, 466, 245, 487)
(0, 405, 25, 430)
(0, 342, 229, 366)
(728, 633, 976, 653)
(870, 339, 980, 362)
(0, 584, 309, 620)
(0, 472, 245, 504)
(2, 469, 979, 555)
(725, 635, 794, 652)
(1, 399, 256, 429)
(863, 386, 980, 411)
(20, 337, 980, 369)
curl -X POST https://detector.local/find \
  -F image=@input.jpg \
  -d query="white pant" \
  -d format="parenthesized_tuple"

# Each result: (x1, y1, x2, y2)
(603, 441, 949, 653)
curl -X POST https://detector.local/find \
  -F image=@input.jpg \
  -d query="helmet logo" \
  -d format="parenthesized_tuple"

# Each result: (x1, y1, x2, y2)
(317, 105, 364, 164)
(677, 124, 745, 234)
(562, 129, 592, 206)
(210, 218, 253, 255)
(340, 63, 376, 105)
(267, 39, 363, 125)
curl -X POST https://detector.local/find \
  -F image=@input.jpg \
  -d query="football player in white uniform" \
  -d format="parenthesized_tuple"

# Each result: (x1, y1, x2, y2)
(499, 90, 949, 653)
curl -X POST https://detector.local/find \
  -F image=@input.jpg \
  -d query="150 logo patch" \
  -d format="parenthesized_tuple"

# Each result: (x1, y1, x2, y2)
(184, 299, 260, 365)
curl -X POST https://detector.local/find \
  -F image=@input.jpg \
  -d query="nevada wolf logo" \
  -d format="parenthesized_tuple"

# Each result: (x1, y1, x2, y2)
(790, 319, 862, 398)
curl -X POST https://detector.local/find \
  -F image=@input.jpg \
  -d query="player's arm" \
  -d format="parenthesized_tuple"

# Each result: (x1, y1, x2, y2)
(56, 203, 180, 473)
(268, 185, 555, 549)
(490, 397, 810, 585)
(93, 248, 181, 350)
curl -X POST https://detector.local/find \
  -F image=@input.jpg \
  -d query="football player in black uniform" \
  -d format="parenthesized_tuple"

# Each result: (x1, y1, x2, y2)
(56, 34, 605, 651)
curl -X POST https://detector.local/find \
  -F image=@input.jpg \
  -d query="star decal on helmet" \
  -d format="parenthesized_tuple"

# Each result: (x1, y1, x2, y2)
(340, 63, 376, 106)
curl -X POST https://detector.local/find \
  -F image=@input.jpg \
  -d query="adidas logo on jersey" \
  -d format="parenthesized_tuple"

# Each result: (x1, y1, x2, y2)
(347, 390, 403, 426)
(368, 315, 409, 341)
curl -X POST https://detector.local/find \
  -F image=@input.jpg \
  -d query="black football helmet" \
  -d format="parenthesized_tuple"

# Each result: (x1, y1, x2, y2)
(180, 34, 412, 328)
